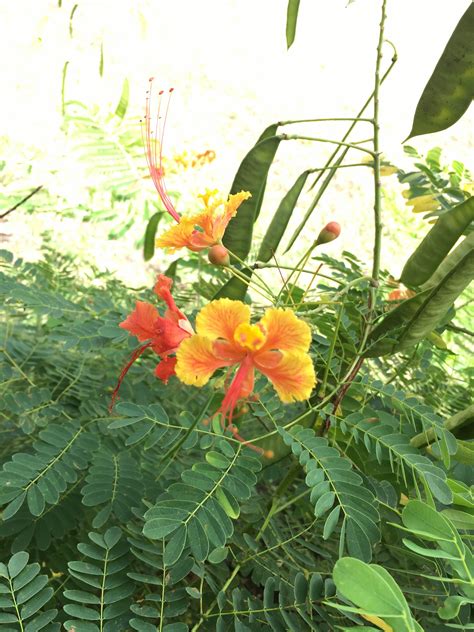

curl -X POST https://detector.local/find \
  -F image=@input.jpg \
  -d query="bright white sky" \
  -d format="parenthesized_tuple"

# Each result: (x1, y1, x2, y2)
(1, 0, 473, 284)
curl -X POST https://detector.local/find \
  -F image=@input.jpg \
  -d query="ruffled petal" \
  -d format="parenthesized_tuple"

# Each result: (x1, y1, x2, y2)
(196, 298, 250, 342)
(175, 335, 235, 387)
(119, 301, 159, 342)
(256, 351, 316, 403)
(259, 308, 312, 353)
(209, 191, 251, 242)
(155, 219, 198, 252)
(154, 356, 177, 383)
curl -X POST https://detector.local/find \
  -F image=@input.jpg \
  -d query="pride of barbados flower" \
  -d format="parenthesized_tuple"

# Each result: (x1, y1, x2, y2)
(110, 275, 193, 410)
(175, 299, 316, 424)
(155, 189, 250, 254)
(143, 78, 250, 260)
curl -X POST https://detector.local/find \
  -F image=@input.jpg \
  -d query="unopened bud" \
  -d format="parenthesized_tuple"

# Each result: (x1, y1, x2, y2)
(315, 221, 341, 246)
(208, 244, 230, 266)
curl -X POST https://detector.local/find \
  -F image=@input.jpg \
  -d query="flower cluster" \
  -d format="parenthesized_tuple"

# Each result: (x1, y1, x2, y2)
(112, 80, 345, 455)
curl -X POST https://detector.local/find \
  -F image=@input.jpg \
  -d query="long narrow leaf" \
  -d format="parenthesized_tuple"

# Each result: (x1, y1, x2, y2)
(406, 4, 474, 139)
(258, 170, 310, 262)
(400, 196, 474, 286)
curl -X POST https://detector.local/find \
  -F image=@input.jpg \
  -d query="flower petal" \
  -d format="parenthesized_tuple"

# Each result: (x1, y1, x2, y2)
(256, 351, 316, 403)
(260, 308, 311, 353)
(154, 356, 177, 383)
(154, 275, 178, 312)
(151, 315, 190, 355)
(196, 298, 250, 342)
(119, 301, 159, 342)
(209, 191, 251, 242)
(155, 219, 198, 252)
(175, 335, 234, 387)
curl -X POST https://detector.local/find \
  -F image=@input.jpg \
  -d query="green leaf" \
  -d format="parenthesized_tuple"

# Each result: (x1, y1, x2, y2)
(115, 78, 130, 119)
(27, 486, 45, 517)
(143, 212, 163, 261)
(438, 595, 473, 620)
(367, 247, 474, 356)
(333, 558, 419, 632)
(3, 492, 27, 520)
(401, 500, 455, 541)
(7, 552, 29, 579)
(188, 518, 208, 562)
(257, 170, 310, 262)
(213, 266, 252, 301)
(279, 425, 380, 561)
(422, 231, 474, 290)
(223, 125, 281, 260)
(400, 196, 474, 287)
(406, 4, 474, 139)
(286, 0, 301, 49)
(164, 526, 187, 567)
(20, 586, 53, 619)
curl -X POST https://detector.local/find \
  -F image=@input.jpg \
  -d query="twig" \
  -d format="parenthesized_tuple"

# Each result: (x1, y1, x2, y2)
(325, 0, 388, 428)
(0, 186, 43, 220)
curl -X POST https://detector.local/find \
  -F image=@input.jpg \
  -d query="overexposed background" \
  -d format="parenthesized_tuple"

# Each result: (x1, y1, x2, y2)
(1, 0, 473, 286)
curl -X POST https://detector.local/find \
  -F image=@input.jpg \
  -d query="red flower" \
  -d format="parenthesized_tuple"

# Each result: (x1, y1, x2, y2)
(110, 275, 193, 411)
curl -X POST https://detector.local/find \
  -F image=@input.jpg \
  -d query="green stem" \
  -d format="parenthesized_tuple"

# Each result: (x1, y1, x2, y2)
(283, 133, 375, 156)
(371, 0, 387, 285)
(285, 43, 397, 252)
(225, 265, 274, 302)
(279, 117, 373, 125)
(225, 248, 277, 300)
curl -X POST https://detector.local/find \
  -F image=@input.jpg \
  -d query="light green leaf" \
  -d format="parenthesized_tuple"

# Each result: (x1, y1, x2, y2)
(115, 78, 130, 119)
(286, 0, 301, 49)
(333, 557, 419, 632)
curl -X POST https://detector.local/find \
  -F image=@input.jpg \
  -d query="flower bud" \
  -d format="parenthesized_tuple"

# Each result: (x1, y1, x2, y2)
(208, 244, 230, 266)
(315, 221, 341, 246)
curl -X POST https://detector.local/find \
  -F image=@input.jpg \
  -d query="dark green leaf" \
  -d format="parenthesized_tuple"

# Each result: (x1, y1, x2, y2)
(367, 247, 474, 355)
(143, 212, 163, 261)
(400, 196, 474, 286)
(257, 170, 310, 262)
(223, 125, 281, 260)
(407, 4, 474, 138)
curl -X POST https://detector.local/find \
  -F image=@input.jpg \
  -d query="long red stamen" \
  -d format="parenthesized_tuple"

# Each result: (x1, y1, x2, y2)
(109, 342, 153, 413)
(142, 78, 180, 223)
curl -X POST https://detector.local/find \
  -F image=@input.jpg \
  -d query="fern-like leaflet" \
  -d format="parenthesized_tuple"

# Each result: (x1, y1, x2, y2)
(0, 551, 57, 631)
(143, 440, 261, 566)
(278, 425, 380, 562)
(63, 527, 133, 631)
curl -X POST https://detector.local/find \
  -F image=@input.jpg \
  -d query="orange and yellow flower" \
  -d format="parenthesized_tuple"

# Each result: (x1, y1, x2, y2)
(175, 299, 316, 426)
(155, 190, 251, 253)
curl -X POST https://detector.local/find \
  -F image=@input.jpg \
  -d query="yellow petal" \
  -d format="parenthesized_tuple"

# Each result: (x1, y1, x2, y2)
(224, 191, 251, 218)
(175, 335, 232, 387)
(156, 219, 196, 252)
(260, 308, 312, 353)
(196, 299, 250, 342)
(255, 351, 316, 403)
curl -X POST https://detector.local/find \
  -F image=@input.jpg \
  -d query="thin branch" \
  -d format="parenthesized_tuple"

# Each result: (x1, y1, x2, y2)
(0, 186, 43, 220)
